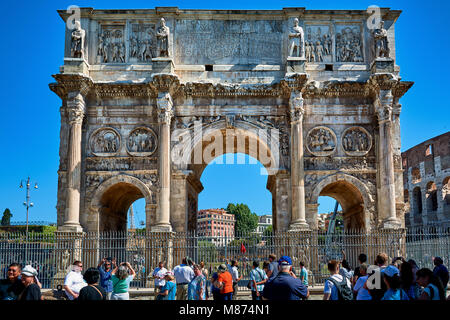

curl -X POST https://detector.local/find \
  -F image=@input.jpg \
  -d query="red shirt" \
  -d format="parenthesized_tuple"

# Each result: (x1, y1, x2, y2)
(218, 271, 233, 294)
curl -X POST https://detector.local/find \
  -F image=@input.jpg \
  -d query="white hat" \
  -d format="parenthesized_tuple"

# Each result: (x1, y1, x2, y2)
(21, 265, 37, 277)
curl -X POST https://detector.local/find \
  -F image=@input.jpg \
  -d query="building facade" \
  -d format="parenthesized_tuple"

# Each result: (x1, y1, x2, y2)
(50, 6, 412, 234)
(402, 132, 450, 228)
(197, 209, 235, 237)
(257, 215, 273, 234)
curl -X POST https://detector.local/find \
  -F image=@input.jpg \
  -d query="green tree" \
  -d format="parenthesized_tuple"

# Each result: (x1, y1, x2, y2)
(226, 203, 258, 234)
(1, 208, 12, 226)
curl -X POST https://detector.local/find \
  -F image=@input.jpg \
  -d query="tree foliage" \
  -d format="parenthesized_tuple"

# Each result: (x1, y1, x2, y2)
(226, 203, 258, 234)
(1, 208, 12, 226)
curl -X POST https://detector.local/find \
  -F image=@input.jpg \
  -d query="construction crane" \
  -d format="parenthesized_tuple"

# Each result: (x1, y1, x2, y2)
(325, 200, 341, 260)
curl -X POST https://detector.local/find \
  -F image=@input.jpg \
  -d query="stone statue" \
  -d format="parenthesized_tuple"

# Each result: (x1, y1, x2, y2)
(288, 18, 304, 58)
(315, 41, 324, 62)
(71, 21, 85, 59)
(156, 18, 170, 57)
(373, 21, 390, 58)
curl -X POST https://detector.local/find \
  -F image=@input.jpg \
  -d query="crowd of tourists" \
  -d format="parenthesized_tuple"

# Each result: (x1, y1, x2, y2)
(0, 253, 448, 301)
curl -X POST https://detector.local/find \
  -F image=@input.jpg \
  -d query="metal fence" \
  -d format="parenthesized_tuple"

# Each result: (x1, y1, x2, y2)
(0, 226, 449, 290)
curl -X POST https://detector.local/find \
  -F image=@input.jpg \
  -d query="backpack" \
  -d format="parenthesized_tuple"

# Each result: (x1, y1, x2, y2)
(327, 276, 353, 301)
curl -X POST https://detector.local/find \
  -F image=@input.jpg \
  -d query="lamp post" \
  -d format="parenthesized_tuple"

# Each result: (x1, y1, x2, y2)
(19, 177, 38, 264)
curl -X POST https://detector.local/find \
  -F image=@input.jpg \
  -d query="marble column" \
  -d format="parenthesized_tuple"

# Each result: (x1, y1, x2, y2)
(288, 91, 309, 230)
(61, 92, 85, 232)
(154, 92, 173, 231)
(376, 90, 400, 228)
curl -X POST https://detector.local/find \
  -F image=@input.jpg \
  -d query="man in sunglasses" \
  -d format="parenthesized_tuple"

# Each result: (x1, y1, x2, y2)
(64, 261, 87, 300)
(98, 257, 116, 300)
(0, 263, 25, 300)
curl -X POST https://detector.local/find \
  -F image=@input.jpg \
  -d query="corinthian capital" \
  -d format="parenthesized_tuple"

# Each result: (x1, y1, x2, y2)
(66, 92, 86, 125)
(157, 92, 173, 125)
(289, 90, 305, 123)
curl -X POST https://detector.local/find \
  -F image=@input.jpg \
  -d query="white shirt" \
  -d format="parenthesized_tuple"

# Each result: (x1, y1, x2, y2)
(229, 266, 239, 282)
(153, 267, 167, 287)
(64, 271, 87, 300)
(173, 264, 195, 284)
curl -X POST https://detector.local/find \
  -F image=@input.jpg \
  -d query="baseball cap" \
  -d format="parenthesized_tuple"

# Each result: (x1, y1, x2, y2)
(164, 271, 174, 277)
(383, 265, 399, 278)
(278, 256, 292, 266)
(21, 265, 38, 277)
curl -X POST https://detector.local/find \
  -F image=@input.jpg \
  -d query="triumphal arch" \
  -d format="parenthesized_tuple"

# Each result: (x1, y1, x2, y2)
(50, 7, 413, 234)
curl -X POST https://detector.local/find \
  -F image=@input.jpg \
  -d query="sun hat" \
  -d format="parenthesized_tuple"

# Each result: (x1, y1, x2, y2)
(383, 265, 400, 278)
(21, 265, 38, 277)
(278, 256, 292, 266)
(218, 264, 227, 272)
(164, 271, 174, 277)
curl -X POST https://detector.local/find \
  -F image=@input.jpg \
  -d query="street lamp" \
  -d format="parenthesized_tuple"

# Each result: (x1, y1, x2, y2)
(19, 177, 38, 264)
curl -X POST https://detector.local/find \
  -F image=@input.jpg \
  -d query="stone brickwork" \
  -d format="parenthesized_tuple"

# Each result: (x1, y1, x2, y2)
(402, 132, 450, 228)
(49, 6, 412, 233)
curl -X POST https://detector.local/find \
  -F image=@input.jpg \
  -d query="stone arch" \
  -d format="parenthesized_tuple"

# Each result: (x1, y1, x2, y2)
(425, 181, 438, 212)
(411, 167, 421, 184)
(412, 186, 423, 215)
(88, 174, 155, 232)
(310, 173, 373, 230)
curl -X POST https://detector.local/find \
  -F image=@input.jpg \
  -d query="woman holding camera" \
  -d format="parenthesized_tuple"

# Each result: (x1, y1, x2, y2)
(110, 262, 135, 300)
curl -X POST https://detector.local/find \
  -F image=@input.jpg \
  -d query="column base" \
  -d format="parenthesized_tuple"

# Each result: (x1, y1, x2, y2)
(382, 217, 401, 229)
(286, 57, 306, 75)
(58, 223, 84, 233)
(150, 223, 173, 232)
(152, 57, 175, 74)
(371, 57, 394, 74)
(288, 221, 310, 231)
(62, 58, 89, 76)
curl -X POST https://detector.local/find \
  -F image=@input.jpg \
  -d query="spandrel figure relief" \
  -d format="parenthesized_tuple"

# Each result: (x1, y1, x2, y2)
(127, 127, 158, 156)
(97, 27, 125, 63)
(130, 23, 156, 62)
(306, 126, 337, 156)
(89, 128, 121, 156)
(342, 127, 372, 156)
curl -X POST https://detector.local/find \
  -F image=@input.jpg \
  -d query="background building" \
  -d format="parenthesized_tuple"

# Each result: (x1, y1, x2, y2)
(197, 209, 235, 244)
(402, 131, 450, 228)
(256, 215, 272, 234)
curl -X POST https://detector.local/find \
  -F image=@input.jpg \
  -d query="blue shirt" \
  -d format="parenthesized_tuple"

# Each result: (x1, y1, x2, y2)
(424, 283, 440, 300)
(299, 268, 308, 286)
(211, 272, 220, 293)
(161, 281, 176, 300)
(250, 267, 268, 292)
(262, 272, 308, 300)
(381, 288, 409, 300)
(188, 275, 206, 300)
(98, 266, 113, 292)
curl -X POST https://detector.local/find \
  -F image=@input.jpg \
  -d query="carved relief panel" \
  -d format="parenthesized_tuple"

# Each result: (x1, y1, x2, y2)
(126, 127, 158, 156)
(89, 127, 121, 156)
(306, 126, 337, 156)
(341, 127, 372, 156)
(129, 23, 156, 63)
(97, 25, 126, 63)
(304, 25, 332, 63)
(335, 25, 364, 63)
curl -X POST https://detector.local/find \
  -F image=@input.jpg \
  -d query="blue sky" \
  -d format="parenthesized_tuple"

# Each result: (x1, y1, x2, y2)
(0, 0, 448, 225)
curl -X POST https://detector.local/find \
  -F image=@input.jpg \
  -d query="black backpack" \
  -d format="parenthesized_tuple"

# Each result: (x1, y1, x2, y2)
(327, 276, 353, 301)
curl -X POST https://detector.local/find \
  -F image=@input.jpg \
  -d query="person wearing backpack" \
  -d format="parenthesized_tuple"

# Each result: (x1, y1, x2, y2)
(249, 260, 268, 300)
(323, 260, 353, 301)
(381, 265, 409, 300)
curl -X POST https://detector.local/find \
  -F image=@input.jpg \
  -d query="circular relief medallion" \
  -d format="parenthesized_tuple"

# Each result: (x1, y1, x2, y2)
(341, 126, 372, 156)
(127, 127, 158, 156)
(89, 127, 121, 157)
(306, 126, 337, 156)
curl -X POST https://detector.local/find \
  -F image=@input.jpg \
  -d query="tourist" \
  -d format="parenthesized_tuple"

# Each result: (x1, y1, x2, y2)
(188, 264, 206, 300)
(210, 270, 221, 301)
(352, 253, 367, 286)
(266, 254, 279, 281)
(18, 265, 41, 301)
(173, 257, 195, 300)
(77, 267, 106, 301)
(323, 260, 352, 300)
(365, 252, 389, 300)
(400, 261, 420, 300)
(340, 250, 353, 279)
(157, 271, 176, 300)
(214, 264, 234, 300)
(408, 259, 419, 283)
(0, 263, 24, 300)
(227, 259, 243, 300)
(152, 261, 167, 298)
(299, 261, 308, 287)
(352, 263, 371, 300)
(416, 268, 446, 300)
(262, 256, 308, 300)
(110, 262, 136, 300)
(249, 260, 268, 300)
(64, 261, 87, 300)
(199, 261, 209, 299)
(97, 257, 115, 299)
(381, 265, 409, 300)
(262, 260, 270, 276)
(432, 257, 449, 291)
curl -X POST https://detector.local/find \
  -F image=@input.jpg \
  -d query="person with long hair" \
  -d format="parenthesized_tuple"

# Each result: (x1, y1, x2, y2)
(400, 261, 420, 300)
(110, 262, 136, 300)
(416, 268, 446, 300)
(381, 266, 409, 300)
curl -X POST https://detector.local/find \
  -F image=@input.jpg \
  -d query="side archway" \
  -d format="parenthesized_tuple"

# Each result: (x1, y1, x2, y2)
(88, 174, 155, 232)
(310, 173, 374, 230)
